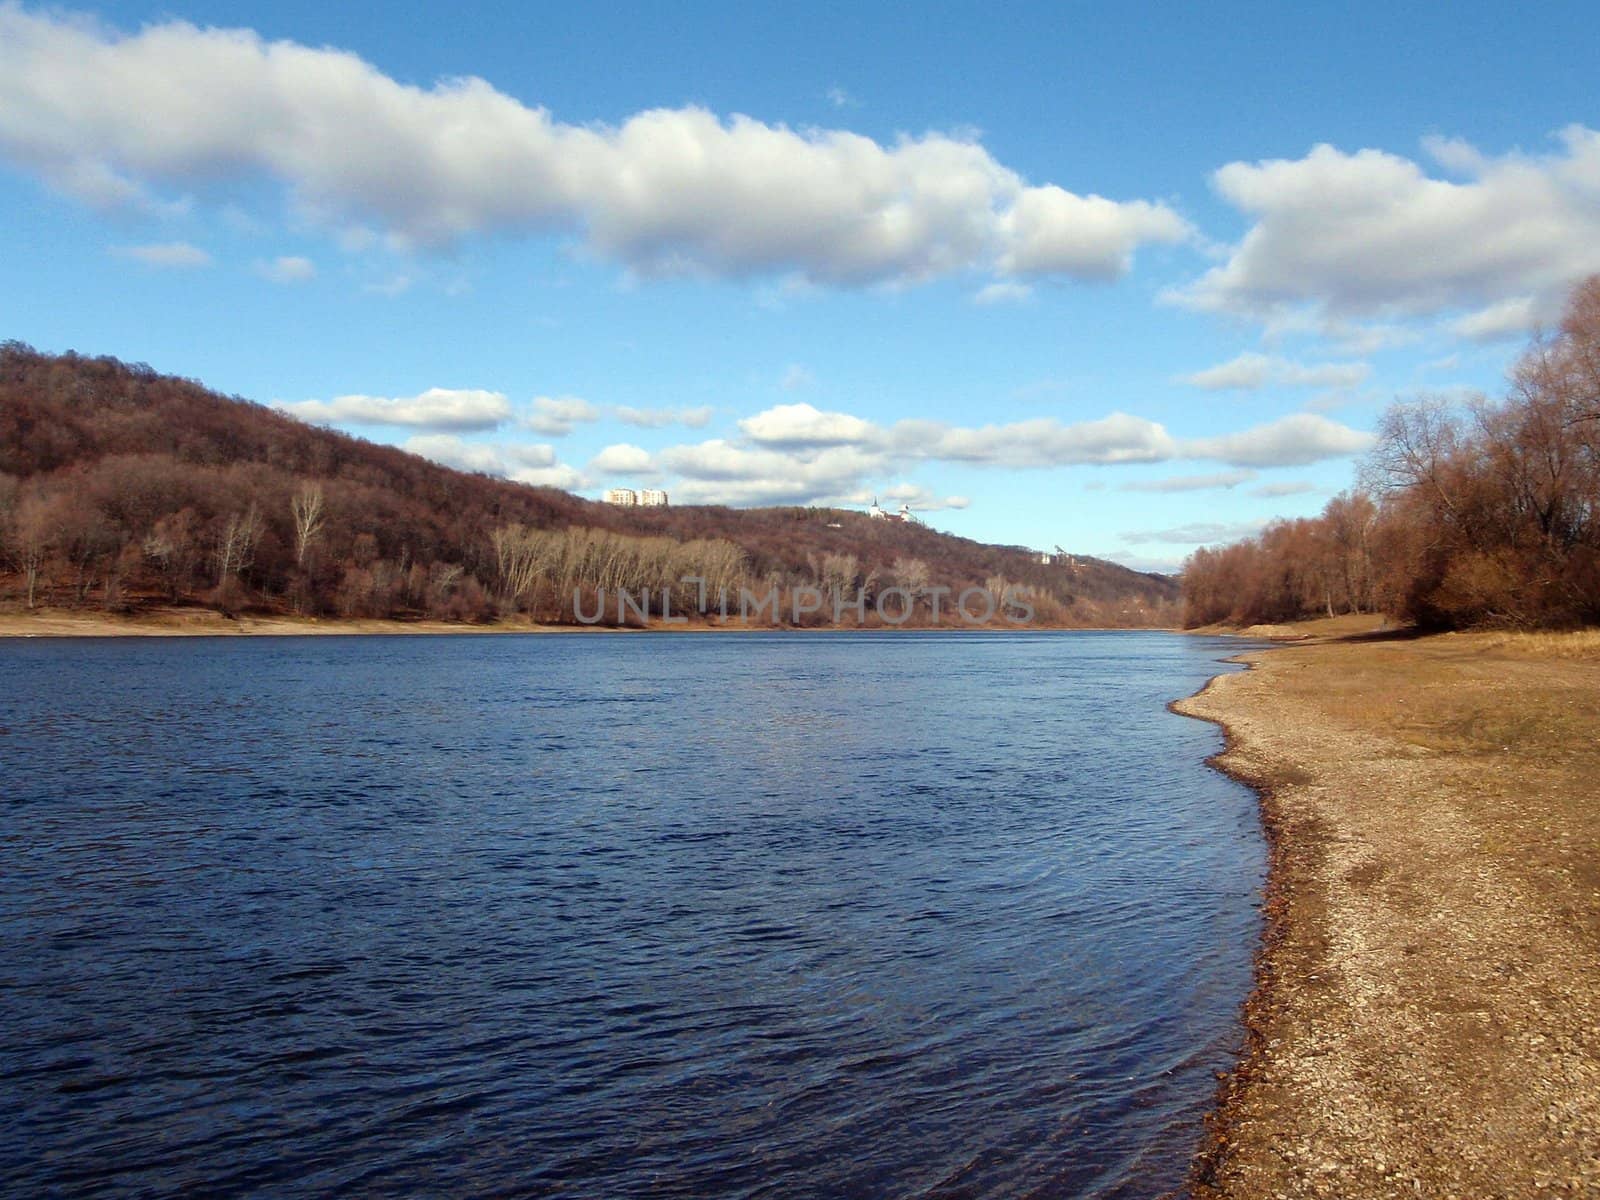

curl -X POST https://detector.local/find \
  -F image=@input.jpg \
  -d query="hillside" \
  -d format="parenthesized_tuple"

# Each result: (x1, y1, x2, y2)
(0, 344, 1178, 627)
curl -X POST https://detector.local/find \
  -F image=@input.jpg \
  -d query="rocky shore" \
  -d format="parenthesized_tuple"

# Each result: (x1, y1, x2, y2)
(1177, 629, 1600, 1198)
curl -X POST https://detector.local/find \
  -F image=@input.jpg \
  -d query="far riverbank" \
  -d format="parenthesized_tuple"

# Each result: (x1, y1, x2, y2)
(0, 607, 1175, 638)
(1177, 623, 1600, 1197)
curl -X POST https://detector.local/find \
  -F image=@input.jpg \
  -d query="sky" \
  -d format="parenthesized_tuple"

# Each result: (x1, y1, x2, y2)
(2, 2, 1598, 570)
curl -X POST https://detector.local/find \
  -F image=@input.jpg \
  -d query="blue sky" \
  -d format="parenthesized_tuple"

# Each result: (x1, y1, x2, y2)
(3, 2, 1598, 569)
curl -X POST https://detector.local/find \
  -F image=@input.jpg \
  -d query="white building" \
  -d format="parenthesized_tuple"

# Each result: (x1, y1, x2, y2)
(638, 489, 669, 507)
(868, 497, 920, 524)
(604, 488, 638, 506)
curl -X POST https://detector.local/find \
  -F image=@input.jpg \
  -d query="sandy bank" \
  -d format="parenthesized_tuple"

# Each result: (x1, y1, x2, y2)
(0, 607, 1172, 638)
(0, 609, 577, 637)
(1178, 629, 1600, 1197)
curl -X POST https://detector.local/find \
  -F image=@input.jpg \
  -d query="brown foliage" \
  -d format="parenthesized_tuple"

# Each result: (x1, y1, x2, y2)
(1184, 276, 1600, 630)
(0, 342, 1179, 625)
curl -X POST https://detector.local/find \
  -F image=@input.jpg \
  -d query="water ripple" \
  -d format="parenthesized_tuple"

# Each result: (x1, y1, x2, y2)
(0, 631, 1263, 1198)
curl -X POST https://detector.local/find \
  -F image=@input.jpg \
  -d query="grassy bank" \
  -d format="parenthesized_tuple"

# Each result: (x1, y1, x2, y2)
(1178, 623, 1600, 1197)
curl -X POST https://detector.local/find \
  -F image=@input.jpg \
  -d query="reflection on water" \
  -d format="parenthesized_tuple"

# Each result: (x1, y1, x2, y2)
(0, 631, 1263, 1198)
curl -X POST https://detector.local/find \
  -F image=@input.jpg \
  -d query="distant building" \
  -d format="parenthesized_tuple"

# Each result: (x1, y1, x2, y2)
(638, 489, 669, 507)
(604, 488, 638, 506)
(867, 496, 921, 524)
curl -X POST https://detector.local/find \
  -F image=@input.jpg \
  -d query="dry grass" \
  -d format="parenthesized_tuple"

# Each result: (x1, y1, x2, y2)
(1475, 628, 1600, 660)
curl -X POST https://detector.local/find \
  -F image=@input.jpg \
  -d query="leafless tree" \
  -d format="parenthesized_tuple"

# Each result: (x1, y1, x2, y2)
(290, 483, 325, 567)
(214, 503, 263, 583)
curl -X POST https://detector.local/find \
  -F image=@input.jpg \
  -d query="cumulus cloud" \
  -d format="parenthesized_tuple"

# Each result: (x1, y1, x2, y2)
(900, 413, 1178, 467)
(656, 440, 892, 507)
(111, 240, 212, 268)
(402, 433, 509, 473)
(739, 402, 878, 449)
(279, 387, 512, 431)
(1182, 413, 1375, 467)
(0, 6, 1189, 288)
(1179, 129, 1600, 324)
(1120, 469, 1257, 493)
(875, 482, 969, 512)
(589, 443, 654, 474)
(648, 403, 1371, 508)
(730, 402, 1369, 471)
(521, 395, 600, 436)
(510, 462, 586, 490)
(996, 187, 1192, 279)
(402, 434, 574, 486)
(254, 254, 316, 284)
(1180, 352, 1370, 391)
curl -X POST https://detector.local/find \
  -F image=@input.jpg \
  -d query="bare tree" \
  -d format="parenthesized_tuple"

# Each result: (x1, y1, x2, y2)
(290, 483, 325, 567)
(11, 493, 55, 608)
(214, 503, 263, 583)
(143, 509, 199, 601)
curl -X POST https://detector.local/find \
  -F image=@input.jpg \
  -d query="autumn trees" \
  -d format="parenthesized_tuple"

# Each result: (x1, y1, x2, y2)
(0, 343, 1180, 626)
(1183, 276, 1600, 630)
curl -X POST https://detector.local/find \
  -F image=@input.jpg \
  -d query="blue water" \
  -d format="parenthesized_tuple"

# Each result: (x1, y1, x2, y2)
(0, 631, 1263, 1198)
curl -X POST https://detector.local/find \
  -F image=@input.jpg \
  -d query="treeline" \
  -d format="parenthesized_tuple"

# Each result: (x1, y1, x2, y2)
(0, 343, 1180, 626)
(1183, 277, 1600, 630)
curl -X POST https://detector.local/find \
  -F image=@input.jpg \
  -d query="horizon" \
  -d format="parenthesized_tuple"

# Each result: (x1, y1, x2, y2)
(3, 1, 1597, 570)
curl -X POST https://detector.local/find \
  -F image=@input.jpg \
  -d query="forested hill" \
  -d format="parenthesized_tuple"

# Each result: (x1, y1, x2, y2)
(0, 344, 1179, 626)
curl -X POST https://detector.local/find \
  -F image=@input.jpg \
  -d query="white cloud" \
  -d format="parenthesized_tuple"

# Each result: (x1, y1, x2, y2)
(279, 387, 512, 430)
(402, 434, 573, 486)
(645, 404, 1372, 509)
(875, 482, 969, 512)
(510, 463, 586, 490)
(739, 402, 878, 449)
(1251, 480, 1320, 498)
(403, 433, 505, 473)
(505, 443, 558, 469)
(1180, 129, 1600, 325)
(973, 281, 1033, 306)
(900, 413, 1179, 467)
(254, 254, 315, 284)
(1180, 352, 1371, 391)
(611, 404, 713, 429)
(1121, 520, 1267, 546)
(1120, 469, 1257, 493)
(590, 443, 654, 474)
(521, 395, 600, 436)
(824, 86, 856, 110)
(658, 440, 888, 506)
(1107, 552, 1184, 575)
(111, 240, 212, 268)
(997, 186, 1192, 279)
(1182, 413, 1375, 467)
(0, 7, 1188, 288)
(1449, 296, 1540, 342)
